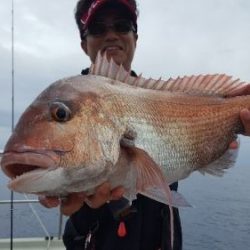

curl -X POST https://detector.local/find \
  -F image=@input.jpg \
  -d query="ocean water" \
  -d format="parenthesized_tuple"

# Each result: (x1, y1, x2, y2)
(179, 136, 250, 250)
(0, 136, 250, 250)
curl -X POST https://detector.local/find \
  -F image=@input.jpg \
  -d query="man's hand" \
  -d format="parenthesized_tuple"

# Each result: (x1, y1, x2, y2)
(227, 84, 250, 149)
(38, 182, 125, 216)
(239, 108, 250, 136)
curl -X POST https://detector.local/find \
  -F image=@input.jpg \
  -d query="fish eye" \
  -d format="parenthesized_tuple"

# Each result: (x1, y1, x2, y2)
(49, 102, 71, 122)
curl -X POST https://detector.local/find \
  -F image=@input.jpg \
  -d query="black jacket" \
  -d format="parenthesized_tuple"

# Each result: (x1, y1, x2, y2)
(63, 69, 182, 250)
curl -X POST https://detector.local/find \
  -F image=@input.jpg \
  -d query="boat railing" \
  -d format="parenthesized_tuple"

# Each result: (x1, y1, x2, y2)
(0, 154, 63, 242)
(0, 198, 64, 240)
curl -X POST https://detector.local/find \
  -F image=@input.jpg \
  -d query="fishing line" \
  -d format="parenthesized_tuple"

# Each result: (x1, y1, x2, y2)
(9, 3, 58, 248)
(10, 0, 15, 249)
(23, 194, 52, 250)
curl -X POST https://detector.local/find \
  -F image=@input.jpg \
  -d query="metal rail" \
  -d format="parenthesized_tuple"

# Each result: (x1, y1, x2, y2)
(0, 199, 64, 240)
(0, 199, 39, 204)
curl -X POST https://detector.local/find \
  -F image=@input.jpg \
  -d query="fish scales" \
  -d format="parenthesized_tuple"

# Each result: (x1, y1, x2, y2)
(1, 54, 249, 202)
(2, 55, 250, 250)
(102, 85, 247, 182)
(1, 54, 250, 250)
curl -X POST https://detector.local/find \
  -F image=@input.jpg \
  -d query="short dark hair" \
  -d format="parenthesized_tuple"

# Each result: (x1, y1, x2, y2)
(74, 0, 138, 40)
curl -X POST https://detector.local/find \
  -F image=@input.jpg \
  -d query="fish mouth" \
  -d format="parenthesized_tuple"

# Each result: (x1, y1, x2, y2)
(1, 151, 60, 193)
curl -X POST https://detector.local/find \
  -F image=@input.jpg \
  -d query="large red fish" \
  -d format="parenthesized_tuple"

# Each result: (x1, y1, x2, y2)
(1, 53, 248, 207)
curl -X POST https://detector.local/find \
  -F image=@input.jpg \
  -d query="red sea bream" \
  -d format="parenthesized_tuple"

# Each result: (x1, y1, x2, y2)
(1, 54, 249, 207)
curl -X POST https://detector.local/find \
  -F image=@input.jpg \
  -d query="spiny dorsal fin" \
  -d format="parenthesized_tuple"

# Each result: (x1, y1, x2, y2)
(90, 51, 131, 83)
(89, 52, 248, 97)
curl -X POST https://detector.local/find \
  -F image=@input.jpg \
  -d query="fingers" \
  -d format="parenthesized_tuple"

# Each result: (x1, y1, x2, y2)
(85, 183, 125, 209)
(228, 108, 250, 149)
(38, 195, 60, 208)
(240, 108, 250, 136)
(85, 182, 112, 208)
(228, 140, 239, 149)
(38, 183, 126, 214)
(226, 84, 250, 136)
(60, 192, 86, 216)
(38, 193, 86, 216)
(110, 186, 125, 200)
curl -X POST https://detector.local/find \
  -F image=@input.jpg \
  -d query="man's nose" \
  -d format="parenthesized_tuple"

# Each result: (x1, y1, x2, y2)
(104, 29, 119, 40)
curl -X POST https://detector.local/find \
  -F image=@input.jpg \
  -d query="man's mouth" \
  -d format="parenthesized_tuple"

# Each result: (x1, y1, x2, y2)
(102, 46, 123, 53)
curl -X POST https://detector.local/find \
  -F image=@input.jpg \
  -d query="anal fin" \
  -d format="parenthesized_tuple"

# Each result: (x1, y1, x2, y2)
(198, 147, 238, 176)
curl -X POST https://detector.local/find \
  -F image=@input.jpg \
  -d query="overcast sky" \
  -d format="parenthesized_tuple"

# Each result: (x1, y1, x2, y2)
(1, 0, 250, 149)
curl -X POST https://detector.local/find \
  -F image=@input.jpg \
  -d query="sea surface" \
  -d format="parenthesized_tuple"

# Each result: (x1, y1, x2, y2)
(0, 136, 250, 250)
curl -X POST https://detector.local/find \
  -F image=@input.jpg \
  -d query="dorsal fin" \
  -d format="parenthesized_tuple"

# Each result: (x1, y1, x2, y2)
(89, 52, 248, 97)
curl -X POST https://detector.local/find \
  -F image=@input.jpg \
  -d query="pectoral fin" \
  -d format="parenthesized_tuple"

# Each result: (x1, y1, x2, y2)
(122, 146, 189, 207)
(141, 188, 192, 208)
(122, 146, 178, 249)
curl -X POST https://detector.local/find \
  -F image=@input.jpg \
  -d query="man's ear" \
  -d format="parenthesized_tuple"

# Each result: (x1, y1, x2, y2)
(134, 33, 138, 46)
(81, 40, 88, 55)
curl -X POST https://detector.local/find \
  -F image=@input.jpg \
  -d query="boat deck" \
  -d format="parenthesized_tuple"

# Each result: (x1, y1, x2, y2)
(0, 237, 65, 250)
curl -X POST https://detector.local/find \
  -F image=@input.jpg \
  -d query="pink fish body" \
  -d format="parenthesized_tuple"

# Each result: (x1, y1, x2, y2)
(1, 54, 249, 207)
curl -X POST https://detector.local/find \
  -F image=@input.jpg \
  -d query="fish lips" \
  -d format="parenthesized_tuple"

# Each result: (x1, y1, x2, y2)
(1, 151, 59, 180)
(1, 151, 62, 194)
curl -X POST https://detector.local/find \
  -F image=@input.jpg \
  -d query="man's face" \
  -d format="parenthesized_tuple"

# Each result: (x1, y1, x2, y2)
(81, 7, 138, 71)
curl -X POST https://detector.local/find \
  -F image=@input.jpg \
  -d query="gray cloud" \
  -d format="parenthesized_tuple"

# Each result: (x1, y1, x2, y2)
(1, 0, 250, 148)
(135, 0, 250, 79)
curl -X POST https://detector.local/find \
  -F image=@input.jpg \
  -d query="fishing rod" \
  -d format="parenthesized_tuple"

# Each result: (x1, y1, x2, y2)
(8, 3, 58, 248)
(10, 0, 15, 249)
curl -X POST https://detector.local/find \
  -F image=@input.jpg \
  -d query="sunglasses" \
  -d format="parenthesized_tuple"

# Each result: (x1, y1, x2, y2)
(83, 19, 136, 37)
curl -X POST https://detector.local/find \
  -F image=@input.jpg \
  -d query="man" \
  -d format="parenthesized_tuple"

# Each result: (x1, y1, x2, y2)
(39, 0, 250, 249)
